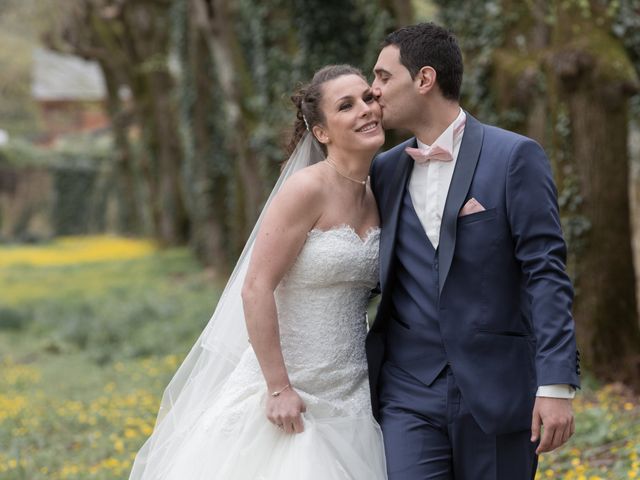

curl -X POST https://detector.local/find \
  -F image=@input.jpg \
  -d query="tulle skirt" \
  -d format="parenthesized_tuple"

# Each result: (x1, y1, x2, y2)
(137, 387, 387, 480)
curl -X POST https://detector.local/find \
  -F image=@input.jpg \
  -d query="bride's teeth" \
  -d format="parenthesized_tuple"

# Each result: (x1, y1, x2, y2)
(358, 122, 377, 132)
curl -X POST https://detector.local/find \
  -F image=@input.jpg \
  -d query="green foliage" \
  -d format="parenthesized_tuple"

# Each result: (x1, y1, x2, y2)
(170, 0, 396, 262)
(566, 21, 637, 85)
(614, 0, 640, 68)
(291, 0, 381, 75)
(613, 0, 640, 118)
(171, 0, 241, 263)
(437, 0, 507, 124)
(0, 138, 110, 169)
(0, 240, 224, 477)
(0, 0, 40, 136)
(0, 307, 28, 331)
(552, 104, 591, 282)
(1, 248, 219, 365)
(232, 0, 394, 170)
(52, 169, 98, 235)
(0, 138, 135, 240)
(537, 384, 640, 478)
(0, 348, 178, 479)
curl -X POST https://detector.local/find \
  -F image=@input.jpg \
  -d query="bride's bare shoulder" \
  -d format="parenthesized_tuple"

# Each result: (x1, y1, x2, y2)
(260, 163, 328, 233)
(278, 162, 328, 201)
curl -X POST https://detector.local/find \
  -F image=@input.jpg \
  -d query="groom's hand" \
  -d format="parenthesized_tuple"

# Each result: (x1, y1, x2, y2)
(531, 397, 575, 454)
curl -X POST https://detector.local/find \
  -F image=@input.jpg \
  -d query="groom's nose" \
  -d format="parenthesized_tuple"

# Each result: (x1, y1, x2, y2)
(372, 86, 382, 99)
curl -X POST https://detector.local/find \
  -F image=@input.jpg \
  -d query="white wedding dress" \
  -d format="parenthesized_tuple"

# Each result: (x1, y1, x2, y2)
(140, 225, 387, 479)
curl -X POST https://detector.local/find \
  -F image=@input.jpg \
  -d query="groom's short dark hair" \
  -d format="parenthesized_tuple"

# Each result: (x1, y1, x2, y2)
(383, 23, 463, 101)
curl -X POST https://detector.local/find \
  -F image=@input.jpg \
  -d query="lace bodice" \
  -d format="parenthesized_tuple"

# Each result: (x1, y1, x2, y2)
(222, 225, 380, 418)
(277, 226, 378, 370)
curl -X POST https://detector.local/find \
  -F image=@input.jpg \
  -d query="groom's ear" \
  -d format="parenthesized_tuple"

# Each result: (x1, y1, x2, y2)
(312, 125, 330, 145)
(416, 66, 437, 95)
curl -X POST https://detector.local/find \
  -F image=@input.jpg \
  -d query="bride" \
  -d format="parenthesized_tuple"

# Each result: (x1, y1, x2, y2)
(130, 64, 387, 479)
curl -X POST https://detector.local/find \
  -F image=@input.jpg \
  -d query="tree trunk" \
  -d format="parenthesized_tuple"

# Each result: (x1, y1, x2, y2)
(631, 122, 640, 321)
(47, 0, 190, 245)
(178, 0, 228, 267)
(546, 2, 640, 387)
(193, 0, 264, 246)
(99, 61, 145, 234)
(564, 77, 640, 385)
(119, 1, 189, 245)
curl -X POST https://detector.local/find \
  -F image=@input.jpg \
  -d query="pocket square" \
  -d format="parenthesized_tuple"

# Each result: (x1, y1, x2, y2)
(459, 197, 486, 217)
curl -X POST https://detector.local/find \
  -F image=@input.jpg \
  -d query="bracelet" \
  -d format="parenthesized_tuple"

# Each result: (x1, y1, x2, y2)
(271, 384, 291, 397)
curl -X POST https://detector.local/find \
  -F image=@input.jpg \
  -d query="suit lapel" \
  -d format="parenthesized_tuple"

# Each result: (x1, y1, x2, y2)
(438, 114, 484, 295)
(379, 147, 414, 294)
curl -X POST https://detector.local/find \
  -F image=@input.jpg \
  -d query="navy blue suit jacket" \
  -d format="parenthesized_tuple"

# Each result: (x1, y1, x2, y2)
(366, 113, 580, 435)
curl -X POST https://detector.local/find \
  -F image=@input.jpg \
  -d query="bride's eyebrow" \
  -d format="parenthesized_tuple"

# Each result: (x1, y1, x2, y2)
(334, 88, 371, 104)
(334, 95, 355, 104)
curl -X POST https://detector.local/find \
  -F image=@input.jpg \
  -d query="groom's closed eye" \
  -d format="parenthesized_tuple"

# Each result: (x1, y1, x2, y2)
(373, 69, 391, 82)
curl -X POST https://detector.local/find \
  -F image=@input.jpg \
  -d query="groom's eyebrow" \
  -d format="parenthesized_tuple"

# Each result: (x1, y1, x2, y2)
(373, 68, 391, 77)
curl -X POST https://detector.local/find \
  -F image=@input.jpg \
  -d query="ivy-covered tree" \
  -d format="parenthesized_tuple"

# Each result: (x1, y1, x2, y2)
(614, 0, 640, 327)
(44, 0, 405, 267)
(46, 0, 189, 246)
(439, 0, 640, 388)
(175, 0, 400, 261)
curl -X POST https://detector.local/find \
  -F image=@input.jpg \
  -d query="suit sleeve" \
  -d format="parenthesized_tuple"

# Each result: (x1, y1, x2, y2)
(505, 139, 580, 388)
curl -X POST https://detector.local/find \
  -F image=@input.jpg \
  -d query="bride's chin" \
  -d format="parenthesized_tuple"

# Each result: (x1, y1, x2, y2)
(371, 133, 385, 147)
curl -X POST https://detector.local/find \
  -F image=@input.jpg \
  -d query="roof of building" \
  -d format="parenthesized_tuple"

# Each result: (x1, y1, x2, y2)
(31, 47, 106, 101)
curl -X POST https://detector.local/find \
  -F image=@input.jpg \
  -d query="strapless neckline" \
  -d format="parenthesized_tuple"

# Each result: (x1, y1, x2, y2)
(308, 224, 380, 244)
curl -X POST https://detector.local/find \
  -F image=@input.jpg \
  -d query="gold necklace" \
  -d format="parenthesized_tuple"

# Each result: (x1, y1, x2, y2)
(325, 157, 367, 186)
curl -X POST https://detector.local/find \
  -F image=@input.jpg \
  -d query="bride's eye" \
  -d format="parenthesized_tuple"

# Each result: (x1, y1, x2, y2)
(339, 103, 352, 111)
(364, 94, 375, 103)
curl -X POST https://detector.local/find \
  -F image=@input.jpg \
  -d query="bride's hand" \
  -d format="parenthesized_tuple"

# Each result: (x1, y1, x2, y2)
(266, 388, 306, 434)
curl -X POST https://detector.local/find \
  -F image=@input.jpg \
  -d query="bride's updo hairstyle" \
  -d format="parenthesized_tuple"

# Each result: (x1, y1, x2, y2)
(287, 64, 366, 156)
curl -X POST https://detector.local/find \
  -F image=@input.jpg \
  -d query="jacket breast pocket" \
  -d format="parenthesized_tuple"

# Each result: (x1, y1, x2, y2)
(457, 207, 497, 226)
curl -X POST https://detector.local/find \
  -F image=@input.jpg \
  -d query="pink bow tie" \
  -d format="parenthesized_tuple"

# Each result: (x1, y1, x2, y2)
(405, 144, 453, 163)
(405, 116, 467, 164)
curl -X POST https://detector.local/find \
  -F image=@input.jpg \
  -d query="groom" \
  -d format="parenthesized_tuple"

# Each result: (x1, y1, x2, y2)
(366, 23, 580, 479)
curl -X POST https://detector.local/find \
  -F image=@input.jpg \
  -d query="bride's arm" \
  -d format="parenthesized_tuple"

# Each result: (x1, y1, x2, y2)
(241, 170, 323, 434)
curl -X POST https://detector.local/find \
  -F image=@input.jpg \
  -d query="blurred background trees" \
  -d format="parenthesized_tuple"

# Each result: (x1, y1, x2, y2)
(0, 0, 639, 387)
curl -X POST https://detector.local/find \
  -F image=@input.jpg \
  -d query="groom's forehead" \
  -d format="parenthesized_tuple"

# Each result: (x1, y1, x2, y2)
(374, 46, 402, 70)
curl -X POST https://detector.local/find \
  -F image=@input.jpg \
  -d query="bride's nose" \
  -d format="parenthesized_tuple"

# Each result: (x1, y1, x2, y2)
(359, 101, 373, 117)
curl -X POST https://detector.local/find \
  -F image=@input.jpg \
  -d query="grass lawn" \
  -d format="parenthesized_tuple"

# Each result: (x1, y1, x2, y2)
(0, 236, 220, 479)
(0, 236, 638, 479)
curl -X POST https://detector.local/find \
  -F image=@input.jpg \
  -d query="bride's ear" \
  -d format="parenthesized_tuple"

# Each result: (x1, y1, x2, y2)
(312, 124, 330, 145)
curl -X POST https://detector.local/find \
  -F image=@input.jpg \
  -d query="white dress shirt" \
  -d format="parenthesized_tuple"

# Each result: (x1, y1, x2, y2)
(408, 109, 466, 249)
(408, 108, 575, 399)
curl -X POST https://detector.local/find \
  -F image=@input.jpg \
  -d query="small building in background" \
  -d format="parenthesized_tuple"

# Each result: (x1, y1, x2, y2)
(31, 47, 109, 146)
